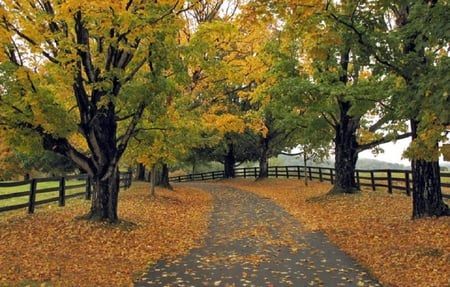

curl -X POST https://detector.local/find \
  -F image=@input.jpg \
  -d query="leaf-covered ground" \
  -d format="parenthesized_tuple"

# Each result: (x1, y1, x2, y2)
(221, 178, 450, 287)
(1, 179, 449, 287)
(0, 182, 213, 287)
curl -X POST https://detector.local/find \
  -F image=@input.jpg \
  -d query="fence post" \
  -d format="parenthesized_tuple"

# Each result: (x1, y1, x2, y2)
(28, 179, 37, 214)
(286, 166, 289, 178)
(370, 171, 376, 191)
(356, 171, 360, 189)
(59, 177, 66, 207)
(319, 168, 323, 182)
(330, 168, 334, 184)
(308, 167, 312, 181)
(85, 176, 91, 200)
(254, 167, 258, 178)
(387, 170, 393, 194)
(405, 171, 411, 196)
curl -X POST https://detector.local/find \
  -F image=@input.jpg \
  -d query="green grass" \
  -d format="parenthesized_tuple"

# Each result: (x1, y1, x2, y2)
(0, 180, 87, 210)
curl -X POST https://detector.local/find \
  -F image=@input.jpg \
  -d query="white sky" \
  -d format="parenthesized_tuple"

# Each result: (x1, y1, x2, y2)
(359, 138, 412, 165)
(359, 137, 450, 166)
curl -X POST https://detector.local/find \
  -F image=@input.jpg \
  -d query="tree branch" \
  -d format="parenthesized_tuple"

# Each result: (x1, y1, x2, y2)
(357, 132, 412, 152)
(328, 12, 403, 76)
(74, 10, 98, 84)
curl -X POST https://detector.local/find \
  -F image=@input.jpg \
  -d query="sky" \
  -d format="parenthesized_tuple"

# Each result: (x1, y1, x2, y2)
(359, 137, 450, 166)
(359, 138, 412, 165)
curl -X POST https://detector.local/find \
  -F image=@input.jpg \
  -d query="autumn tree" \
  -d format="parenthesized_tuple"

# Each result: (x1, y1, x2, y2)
(231, 3, 295, 179)
(391, 0, 449, 218)
(328, 0, 449, 217)
(308, 1, 413, 194)
(0, 1, 185, 222)
(250, 8, 337, 179)
(242, 1, 407, 192)
(183, 13, 268, 177)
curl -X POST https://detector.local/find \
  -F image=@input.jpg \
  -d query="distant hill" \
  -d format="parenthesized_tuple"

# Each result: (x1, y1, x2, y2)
(275, 154, 450, 171)
(274, 154, 410, 170)
(356, 158, 410, 170)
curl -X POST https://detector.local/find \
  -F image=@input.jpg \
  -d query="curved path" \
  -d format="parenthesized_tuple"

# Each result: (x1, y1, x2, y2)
(135, 183, 381, 287)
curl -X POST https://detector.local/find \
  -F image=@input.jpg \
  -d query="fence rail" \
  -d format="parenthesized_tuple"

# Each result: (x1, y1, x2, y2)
(0, 172, 132, 214)
(169, 166, 450, 199)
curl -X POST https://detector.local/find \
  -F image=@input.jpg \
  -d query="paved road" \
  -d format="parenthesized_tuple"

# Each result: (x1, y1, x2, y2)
(134, 183, 381, 287)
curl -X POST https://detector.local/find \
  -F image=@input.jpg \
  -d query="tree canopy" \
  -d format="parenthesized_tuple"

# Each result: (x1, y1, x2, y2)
(0, 0, 448, 220)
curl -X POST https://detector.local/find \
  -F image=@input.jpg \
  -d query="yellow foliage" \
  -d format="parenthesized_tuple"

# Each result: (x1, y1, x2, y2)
(67, 133, 89, 153)
(202, 112, 246, 136)
(356, 128, 383, 145)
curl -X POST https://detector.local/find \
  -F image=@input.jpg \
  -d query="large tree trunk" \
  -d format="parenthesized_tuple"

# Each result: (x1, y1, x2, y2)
(411, 159, 450, 218)
(42, 104, 124, 223)
(135, 163, 146, 181)
(329, 46, 360, 194)
(410, 120, 450, 218)
(86, 104, 121, 221)
(224, 143, 235, 178)
(258, 137, 270, 179)
(88, 166, 120, 222)
(329, 101, 360, 194)
(156, 163, 172, 190)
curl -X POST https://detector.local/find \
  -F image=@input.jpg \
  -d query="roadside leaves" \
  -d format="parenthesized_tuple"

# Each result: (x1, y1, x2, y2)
(223, 178, 450, 287)
(0, 182, 213, 287)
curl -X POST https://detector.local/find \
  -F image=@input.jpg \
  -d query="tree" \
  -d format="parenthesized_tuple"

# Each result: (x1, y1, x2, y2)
(328, 0, 449, 217)
(183, 16, 268, 177)
(254, 24, 334, 179)
(248, 1, 409, 193)
(317, 2, 412, 194)
(0, 1, 184, 222)
(392, 0, 450, 217)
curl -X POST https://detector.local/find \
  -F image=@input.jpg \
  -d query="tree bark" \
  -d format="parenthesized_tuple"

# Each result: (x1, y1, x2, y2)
(136, 163, 146, 181)
(258, 137, 270, 179)
(327, 46, 360, 194)
(224, 143, 236, 178)
(329, 101, 360, 194)
(410, 120, 450, 218)
(150, 164, 156, 197)
(88, 166, 120, 222)
(411, 159, 450, 218)
(156, 163, 172, 190)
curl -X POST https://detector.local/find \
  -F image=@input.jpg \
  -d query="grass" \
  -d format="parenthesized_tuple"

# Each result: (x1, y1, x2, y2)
(0, 180, 87, 210)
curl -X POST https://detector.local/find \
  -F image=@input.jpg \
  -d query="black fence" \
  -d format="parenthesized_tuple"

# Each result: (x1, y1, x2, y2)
(169, 166, 450, 199)
(0, 172, 132, 214)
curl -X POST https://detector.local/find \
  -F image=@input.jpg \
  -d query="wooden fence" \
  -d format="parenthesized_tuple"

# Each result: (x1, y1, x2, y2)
(0, 172, 132, 214)
(169, 166, 450, 199)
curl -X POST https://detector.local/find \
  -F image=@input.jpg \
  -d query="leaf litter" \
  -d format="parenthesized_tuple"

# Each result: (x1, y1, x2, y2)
(1, 179, 448, 287)
(0, 182, 213, 287)
(222, 178, 450, 287)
